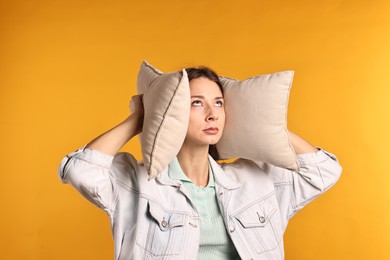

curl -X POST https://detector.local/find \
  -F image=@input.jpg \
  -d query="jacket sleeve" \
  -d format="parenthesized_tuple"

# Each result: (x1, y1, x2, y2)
(265, 149, 342, 222)
(58, 147, 127, 215)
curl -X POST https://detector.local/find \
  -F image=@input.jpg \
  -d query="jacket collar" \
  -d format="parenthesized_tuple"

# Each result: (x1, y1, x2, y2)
(208, 155, 242, 190)
(155, 166, 180, 187)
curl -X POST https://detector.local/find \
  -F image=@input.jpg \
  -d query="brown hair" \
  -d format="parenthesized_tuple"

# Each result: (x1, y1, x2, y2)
(185, 66, 223, 93)
(185, 66, 223, 161)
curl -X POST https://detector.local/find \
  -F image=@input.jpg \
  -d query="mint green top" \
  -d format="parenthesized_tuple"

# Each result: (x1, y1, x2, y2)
(169, 157, 240, 260)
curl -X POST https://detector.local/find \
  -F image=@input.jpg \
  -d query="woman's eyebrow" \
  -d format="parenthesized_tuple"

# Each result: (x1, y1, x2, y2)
(191, 95, 224, 99)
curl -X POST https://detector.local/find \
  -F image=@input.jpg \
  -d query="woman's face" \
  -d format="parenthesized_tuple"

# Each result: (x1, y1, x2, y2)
(184, 77, 225, 147)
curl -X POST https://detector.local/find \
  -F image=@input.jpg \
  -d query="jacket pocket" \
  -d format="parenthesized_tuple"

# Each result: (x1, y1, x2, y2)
(233, 199, 283, 254)
(136, 200, 188, 256)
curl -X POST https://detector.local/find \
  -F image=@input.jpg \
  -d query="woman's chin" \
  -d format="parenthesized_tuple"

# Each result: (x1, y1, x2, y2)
(205, 136, 222, 145)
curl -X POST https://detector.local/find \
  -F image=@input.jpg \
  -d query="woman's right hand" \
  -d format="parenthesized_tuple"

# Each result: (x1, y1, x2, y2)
(130, 95, 144, 135)
(85, 94, 145, 155)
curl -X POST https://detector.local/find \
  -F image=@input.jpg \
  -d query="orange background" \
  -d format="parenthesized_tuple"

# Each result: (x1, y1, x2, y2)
(1, 0, 389, 259)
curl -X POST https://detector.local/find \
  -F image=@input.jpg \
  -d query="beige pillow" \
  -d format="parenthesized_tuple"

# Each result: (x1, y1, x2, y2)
(217, 71, 299, 171)
(136, 61, 190, 179)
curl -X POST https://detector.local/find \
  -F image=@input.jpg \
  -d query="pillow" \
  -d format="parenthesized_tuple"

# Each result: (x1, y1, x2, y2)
(136, 61, 190, 179)
(216, 71, 299, 171)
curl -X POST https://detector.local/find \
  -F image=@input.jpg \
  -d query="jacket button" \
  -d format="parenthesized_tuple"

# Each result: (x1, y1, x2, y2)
(259, 216, 266, 223)
(229, 225, 235, 232)
(161, 220, 168, 228)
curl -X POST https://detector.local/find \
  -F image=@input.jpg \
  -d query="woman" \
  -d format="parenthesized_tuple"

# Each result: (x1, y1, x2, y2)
(59, 66, 342, 259)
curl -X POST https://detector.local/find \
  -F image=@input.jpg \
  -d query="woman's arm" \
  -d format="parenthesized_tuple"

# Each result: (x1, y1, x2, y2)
(288, 130, 319, 154)
(265, 131, 342, 223)
(86, 95, 144, 155)
(58, 95, 144, 213)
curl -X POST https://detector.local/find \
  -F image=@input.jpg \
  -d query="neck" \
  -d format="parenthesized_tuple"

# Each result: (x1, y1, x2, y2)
(177, 142, 209, 187)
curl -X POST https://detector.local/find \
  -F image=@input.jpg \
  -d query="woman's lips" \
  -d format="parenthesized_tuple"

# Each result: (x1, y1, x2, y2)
(203, 127, 219, 134)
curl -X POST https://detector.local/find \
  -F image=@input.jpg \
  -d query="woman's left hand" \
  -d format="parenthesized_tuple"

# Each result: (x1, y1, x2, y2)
(288, 131, 319, 154)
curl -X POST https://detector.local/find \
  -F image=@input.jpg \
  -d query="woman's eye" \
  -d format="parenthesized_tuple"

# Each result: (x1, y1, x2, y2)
(192, 100, 203, 107)
(215, 101, 223, 107)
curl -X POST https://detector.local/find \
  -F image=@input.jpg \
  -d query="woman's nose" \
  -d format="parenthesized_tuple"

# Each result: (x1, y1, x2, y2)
(206, 114, 218, 121)
(206, 107, 219, 121)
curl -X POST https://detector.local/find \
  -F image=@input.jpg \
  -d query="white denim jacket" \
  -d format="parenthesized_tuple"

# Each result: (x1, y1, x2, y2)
(58, 147, 342, 260)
